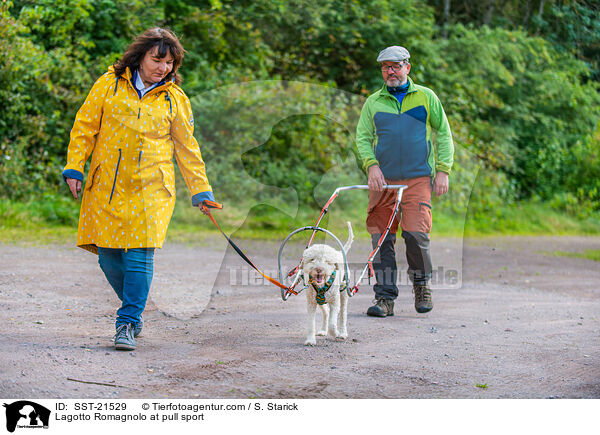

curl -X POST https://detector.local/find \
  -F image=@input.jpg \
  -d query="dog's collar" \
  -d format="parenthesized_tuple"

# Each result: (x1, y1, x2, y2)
(308, 269, 336, 305)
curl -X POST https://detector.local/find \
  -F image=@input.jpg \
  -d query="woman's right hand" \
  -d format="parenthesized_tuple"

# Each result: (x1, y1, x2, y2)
(66, 178, 82, 199)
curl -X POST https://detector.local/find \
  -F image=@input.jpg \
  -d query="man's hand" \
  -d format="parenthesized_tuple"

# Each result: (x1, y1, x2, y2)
(66, 178, 82, 199)
(368, 165, 385, 192)
(433, 171, 449, 197)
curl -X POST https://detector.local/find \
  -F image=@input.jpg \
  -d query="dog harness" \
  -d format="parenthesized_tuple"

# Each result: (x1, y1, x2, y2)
(308, 270, 336, 305)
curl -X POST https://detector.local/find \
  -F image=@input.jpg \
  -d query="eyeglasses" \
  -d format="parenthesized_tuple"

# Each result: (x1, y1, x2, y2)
(380, 63, 407, 72)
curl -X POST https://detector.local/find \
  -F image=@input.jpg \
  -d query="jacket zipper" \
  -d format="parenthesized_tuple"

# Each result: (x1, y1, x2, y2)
(394, 98, 402, 114)
(164, 91, 172, 114)
(109, 148, 121, 204)
(120, 73, 171, 250)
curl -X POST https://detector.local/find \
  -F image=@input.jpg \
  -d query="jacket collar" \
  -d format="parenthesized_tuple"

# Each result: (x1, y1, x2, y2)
(379, 76, 416, 97)
(108, 66, 174, 96)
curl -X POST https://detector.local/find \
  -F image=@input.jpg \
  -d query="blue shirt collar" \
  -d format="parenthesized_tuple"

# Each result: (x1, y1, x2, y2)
(133, 69, 163, 97)
(387, 80, 410, 95)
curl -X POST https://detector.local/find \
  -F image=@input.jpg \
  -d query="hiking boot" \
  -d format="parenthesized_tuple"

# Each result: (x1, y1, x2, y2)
(114, 323, 136, 351)
(413, 285, 433, 313)
(133, 315, 143, 338)
(367, 298, 394, 317)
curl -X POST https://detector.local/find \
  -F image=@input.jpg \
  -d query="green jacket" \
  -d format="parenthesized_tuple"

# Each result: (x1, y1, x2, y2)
(355, 77, 454, 179)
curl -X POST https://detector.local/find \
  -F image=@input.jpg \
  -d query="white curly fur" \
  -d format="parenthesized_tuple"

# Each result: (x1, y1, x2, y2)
(301, 222, 353, 345)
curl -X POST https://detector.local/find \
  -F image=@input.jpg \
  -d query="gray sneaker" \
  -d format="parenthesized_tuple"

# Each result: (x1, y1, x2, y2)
(133, 315, 143, 338)
(413, 285, 433, 313)
(366, 298, 394, 317)
(114, 323, 136, 351)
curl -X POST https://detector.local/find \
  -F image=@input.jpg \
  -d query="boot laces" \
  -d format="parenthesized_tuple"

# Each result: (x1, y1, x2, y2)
(414, 285, 431, 303)
(370, 298, 391, 308)
(114, 323, 132, 340)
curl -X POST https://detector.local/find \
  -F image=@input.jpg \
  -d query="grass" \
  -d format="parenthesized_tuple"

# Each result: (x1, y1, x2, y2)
(545, 249, 600, 262)
(0, 195, 80, 244)
(462, 201, 600, 237)
(1, 193, 599, 245)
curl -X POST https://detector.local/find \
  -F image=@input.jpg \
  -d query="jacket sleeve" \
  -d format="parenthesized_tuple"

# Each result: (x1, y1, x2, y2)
(426, 89, 454, 174)
(355, 98, 379, 172)
(63, 72, 112, 180)
(170, 90, 213, 203)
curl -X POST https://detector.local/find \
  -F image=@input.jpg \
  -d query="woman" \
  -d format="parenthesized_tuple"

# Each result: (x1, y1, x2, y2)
(63, 28, 216, 351)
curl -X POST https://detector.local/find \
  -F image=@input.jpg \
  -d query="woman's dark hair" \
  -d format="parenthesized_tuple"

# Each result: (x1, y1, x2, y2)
(113, 27, 185, 85)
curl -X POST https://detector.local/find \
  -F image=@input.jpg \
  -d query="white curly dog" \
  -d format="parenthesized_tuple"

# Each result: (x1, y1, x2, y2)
(301, 222, 354, 346)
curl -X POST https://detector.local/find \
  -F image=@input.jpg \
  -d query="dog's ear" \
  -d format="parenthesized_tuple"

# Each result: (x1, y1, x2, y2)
(301, 254, 311, 269)
(301, 266, 310, 284)
(301, 248, 314, 264)
(333, 250, 344, 265)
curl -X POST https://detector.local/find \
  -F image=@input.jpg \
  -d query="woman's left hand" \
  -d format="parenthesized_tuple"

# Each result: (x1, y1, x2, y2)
(198, 204, 212, 216)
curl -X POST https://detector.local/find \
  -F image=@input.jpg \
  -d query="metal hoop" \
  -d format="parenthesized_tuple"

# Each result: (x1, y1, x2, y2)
(277, 226, 350, 301)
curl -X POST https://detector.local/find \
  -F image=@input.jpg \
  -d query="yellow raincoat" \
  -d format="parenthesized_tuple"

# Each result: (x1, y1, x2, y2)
(64, 67, 212, 254)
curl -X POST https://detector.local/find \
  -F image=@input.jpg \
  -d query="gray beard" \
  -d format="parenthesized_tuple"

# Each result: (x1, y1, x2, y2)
(385, 78, 403, 87)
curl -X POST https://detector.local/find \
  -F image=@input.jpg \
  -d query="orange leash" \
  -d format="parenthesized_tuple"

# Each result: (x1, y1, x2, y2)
(202, 201, 290, 291)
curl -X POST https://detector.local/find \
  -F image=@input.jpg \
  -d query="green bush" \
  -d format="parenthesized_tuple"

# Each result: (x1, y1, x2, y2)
(423, 24, 600, 208)
(191, 80, 364, 209)
(1, 0, 598, 231)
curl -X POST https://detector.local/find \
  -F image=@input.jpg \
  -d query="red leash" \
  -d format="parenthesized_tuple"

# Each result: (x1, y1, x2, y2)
(201, 200, 291, 291)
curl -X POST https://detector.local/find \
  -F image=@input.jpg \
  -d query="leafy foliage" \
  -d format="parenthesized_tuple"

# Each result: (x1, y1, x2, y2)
(426, 0, 600, 81)
(0, 0, 598, 223)
(423, 25, 600, 204)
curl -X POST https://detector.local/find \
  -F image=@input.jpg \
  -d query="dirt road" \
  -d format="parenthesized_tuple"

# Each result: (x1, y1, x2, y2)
(1, 236, 599, 399)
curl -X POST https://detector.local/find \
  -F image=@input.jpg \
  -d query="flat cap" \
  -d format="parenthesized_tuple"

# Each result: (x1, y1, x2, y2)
(377, 46, 410, 63)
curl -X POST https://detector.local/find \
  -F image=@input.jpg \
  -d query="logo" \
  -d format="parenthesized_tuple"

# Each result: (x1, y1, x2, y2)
(3, 401, 50, 433)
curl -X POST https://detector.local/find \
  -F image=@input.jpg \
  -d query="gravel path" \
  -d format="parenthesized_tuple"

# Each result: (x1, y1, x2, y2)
(1, 236, 598, 398)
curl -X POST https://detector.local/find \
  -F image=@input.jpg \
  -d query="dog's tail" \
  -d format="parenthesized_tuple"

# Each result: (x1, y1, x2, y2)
(343, 221, 354, 253)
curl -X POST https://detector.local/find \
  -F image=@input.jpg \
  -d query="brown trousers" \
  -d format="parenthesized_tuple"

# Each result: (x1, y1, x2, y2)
(366, 176, 433, 294)
(366, 176, 432, 235)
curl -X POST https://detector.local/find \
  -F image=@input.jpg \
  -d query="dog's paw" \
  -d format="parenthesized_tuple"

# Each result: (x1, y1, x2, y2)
(304, 338, 317, 346)
(335, 333, 348, 341)
(316, 330, 327, 336)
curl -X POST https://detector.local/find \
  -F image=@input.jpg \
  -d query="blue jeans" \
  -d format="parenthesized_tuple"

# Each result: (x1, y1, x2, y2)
(98, 247, 154, 328)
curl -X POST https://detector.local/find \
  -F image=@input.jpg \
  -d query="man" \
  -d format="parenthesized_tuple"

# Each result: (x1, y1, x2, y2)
(355, 46, 454, 317)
